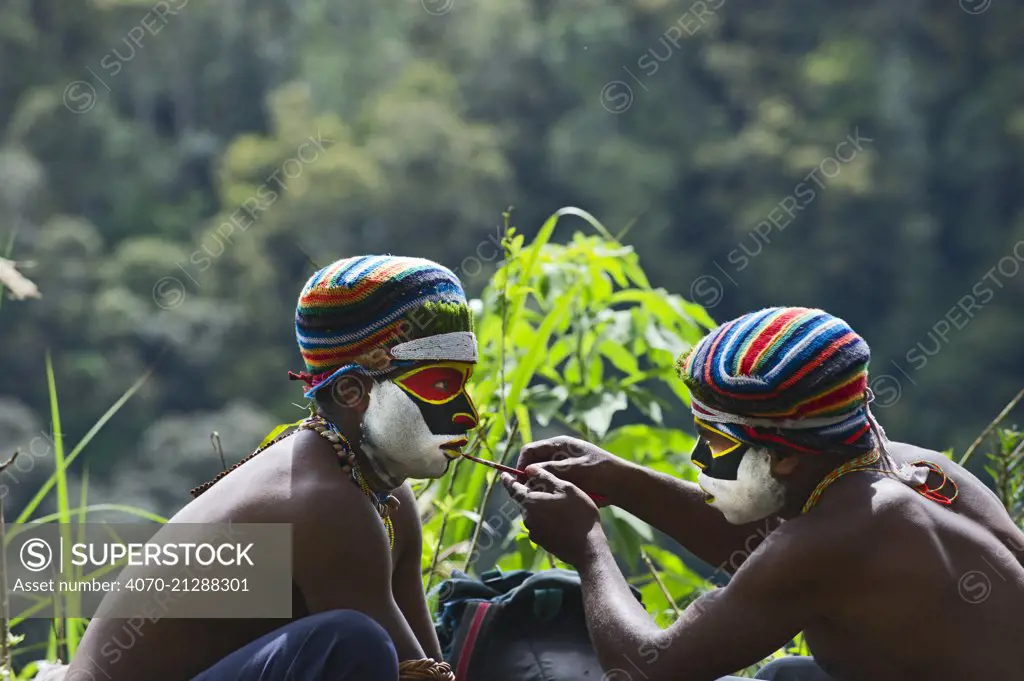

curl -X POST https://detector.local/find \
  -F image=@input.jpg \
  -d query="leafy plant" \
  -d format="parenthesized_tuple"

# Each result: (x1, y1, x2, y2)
(960, 387, 1024, 529)
(415, 207, 716, 622)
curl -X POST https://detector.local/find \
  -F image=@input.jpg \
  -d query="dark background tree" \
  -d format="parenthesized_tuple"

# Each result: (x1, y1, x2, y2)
(1, 0, 1022, 517)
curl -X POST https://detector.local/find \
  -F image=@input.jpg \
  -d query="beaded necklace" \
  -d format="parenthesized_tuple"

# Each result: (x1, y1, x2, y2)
(801, 448, 960, 515)
(190, 415, 396, 549)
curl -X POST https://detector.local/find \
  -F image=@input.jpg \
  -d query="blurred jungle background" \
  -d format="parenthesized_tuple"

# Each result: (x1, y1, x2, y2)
(2, 0, 1024, 676)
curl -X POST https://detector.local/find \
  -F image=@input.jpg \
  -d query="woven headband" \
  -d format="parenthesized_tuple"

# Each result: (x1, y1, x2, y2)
(292, 331, 478, 398)
(690, 394, 864, 430)
(390, 331, 478, 362)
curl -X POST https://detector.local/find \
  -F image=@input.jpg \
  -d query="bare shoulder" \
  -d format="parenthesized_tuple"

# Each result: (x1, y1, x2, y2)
(288, 430, 380, 540)
(886, 440, 990, 497)
(733, 511, 855, 592)
(390, 483, 422, 533)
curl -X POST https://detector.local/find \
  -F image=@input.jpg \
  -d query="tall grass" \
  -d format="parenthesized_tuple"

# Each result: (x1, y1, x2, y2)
(1, 350, 160, 679)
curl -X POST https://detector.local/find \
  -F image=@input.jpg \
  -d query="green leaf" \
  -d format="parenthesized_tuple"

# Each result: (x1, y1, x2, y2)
(259, 417, 308, 449)
(576, 391, 628, 440)
(505, 281, 584, 411)
(527, 384, 569, 427)
(599, 340, 640, 376)
(608, 506, 654, 542)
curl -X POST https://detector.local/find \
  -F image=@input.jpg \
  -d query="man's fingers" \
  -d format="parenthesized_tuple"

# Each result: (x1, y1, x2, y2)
(517, 440, 560, 469)
(502, 472, 559, 503)
(518, 435, 587, 469)
(529, 457, 586, 477)
(501, 473, 530, 503)
(525, 466, 570, 493)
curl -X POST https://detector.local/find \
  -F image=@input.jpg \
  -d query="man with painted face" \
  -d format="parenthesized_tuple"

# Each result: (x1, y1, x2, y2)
(67, 256, 478, 681)
(503, 306, 1024, 681)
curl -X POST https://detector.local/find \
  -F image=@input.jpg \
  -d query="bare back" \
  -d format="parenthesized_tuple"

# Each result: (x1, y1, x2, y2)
(793, 442, 1024, 680)
(68, 430, 423, 681)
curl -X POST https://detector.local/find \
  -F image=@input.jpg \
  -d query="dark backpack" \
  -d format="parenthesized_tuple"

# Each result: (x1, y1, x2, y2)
(433, 568, 644, 680)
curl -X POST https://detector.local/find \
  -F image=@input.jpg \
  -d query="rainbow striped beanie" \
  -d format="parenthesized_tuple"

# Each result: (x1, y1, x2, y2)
(676, 307, 875, 454)
(290, 255, 476, 398)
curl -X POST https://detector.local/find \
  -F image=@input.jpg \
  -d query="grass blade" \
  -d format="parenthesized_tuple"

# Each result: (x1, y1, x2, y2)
(16, 365, 155, 524)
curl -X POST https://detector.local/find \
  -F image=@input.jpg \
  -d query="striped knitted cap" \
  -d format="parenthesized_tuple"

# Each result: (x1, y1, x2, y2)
(291, 255, 475, 398)
(676, 307, 874, 454)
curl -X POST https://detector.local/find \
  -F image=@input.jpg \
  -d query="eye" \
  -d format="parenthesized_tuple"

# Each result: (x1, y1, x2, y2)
(397, 366, 467, 402)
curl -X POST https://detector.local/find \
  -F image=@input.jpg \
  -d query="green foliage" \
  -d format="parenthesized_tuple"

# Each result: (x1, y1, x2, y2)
(417, 209, 713, 593)
(982, 428, 1024, 529)
(1, 349, 159, 678)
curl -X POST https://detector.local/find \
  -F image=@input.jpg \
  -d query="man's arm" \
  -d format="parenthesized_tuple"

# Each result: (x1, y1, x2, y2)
(615, 460, 783, 573)
(575, 521, 817, 681)
(519, 437, 781, 573)
(291, 471, 425, 661)
(391, 483, 444, 661)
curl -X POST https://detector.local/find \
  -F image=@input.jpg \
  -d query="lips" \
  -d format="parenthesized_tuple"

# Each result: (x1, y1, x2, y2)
(440, 438, 469, 459)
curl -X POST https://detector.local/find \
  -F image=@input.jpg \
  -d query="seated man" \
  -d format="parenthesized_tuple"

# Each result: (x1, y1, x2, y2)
(67, 256, 479, 681)
(504, 306, 1024, 681)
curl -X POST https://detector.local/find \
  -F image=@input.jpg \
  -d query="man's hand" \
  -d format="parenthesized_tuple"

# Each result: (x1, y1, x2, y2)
(501, 467, 602, 565)
(516, 436, 627, 506)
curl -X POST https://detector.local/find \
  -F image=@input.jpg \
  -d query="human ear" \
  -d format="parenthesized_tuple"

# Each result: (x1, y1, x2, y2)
(331, 374, 371, 413)
(770, 450, 800, 477)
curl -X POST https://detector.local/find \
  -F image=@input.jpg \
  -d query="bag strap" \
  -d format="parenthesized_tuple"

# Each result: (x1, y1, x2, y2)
(449, 601, 499, 681)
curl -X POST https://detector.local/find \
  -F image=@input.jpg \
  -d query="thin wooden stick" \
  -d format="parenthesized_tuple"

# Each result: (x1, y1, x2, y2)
(462, 419, 520, 573)
(211, 432, 227, 471)
(640, 547, 683, 618)
(961, 386, 1024, 466)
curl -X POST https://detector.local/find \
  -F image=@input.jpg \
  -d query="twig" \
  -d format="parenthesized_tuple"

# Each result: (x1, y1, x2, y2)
(425, 455, 470, 594)
(499, 213, 512, 434)
(961, 387, 1024, 466)
(0, 451, 20, 475)
(296, 244, 322, 272)
(210, 432, 227, 471)
(613, 203, 650, 244)
(463, 418, 520, 573)
(639, 547, 683, 618)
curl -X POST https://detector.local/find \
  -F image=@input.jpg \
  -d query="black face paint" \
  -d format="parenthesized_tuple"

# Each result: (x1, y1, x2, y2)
(690, 422, 750, 481)
(392, 362, 479, 436)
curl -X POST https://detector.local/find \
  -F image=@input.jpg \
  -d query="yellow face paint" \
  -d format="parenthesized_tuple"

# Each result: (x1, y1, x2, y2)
(690, 418, 751, 481)
(695, 419, 746, 458)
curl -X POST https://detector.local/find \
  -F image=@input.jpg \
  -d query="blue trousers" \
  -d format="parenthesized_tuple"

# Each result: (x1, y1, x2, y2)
(721, 657, 835, 680)
(192, 610, 399, 681)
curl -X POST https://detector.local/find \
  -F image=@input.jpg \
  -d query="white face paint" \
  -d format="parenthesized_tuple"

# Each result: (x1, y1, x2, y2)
(697, 447, 786, 524)
(359, 379, 457, 485)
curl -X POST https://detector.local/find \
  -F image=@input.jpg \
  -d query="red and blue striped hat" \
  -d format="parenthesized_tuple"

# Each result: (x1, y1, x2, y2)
(676, 307, 875, 454)
(290, 255, 476, 398)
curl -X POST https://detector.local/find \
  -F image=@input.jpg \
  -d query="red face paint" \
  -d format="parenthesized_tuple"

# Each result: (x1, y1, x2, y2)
(393, 362, 479, 435)
(395, 365, 470, 404)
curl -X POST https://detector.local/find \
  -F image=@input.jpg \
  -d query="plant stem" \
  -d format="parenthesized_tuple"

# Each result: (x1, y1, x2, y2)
(1000, 437, 1024, 516)
(0, 452, 16, 679)
(425, 456, 468, 593)
(463, 418, 520, 573)
(639, 547, 683, 618)
(211, 432, 227, 471)
(961, 387, 1024, 466)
